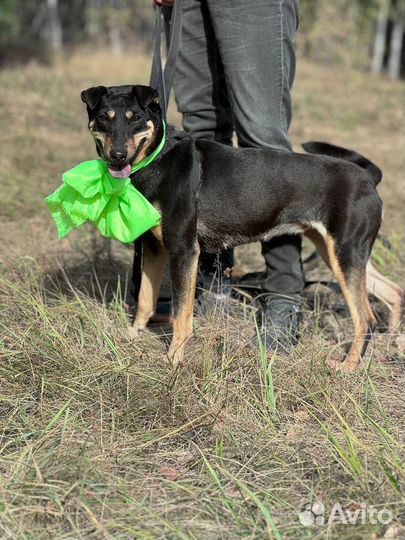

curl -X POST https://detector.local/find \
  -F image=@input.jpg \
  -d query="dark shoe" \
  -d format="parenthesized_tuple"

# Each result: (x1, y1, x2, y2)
(194, 273, 234, 316)
(253, 293, 303, 352)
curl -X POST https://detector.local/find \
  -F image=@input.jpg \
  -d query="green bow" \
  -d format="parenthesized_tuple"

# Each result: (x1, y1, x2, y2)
(45, 123, 166, 243)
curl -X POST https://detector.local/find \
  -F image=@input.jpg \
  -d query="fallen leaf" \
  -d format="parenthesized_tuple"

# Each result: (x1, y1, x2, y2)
(159, 466, 181, 481)
(294, 408, 310, 422)
(286, 425, 301, 441)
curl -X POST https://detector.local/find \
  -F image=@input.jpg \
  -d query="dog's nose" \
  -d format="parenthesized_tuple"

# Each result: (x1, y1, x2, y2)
(110, 150, 127, 162)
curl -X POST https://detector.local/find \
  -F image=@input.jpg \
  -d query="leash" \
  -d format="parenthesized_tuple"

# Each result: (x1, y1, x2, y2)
(149, 3, 182, 119)
(132, 2, 182, 304)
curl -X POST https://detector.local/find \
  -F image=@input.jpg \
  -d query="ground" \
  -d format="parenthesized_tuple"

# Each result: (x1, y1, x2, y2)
(0, 49, 404, 540)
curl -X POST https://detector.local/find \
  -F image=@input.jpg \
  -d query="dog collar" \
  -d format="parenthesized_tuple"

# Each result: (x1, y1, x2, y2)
(129, 120, 166, 175)
(45, 123, 166, 243)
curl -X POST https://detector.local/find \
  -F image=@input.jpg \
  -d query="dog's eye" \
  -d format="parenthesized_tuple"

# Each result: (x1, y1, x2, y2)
(97, 114, 110, 122)
(131, 113, 142, 122)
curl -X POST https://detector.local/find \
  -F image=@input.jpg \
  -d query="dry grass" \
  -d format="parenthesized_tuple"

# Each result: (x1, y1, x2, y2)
(0, 49, 404, 539)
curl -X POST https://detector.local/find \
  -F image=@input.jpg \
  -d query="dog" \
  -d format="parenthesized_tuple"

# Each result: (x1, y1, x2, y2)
(81, 84, 403, 372)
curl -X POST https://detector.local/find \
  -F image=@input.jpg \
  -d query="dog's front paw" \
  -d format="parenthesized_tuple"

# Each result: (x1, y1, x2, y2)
(167, 343, 185, 367)
(326, 356, 359, 372)
(128, 324, 147, 339)
(128, 325, 138, 339)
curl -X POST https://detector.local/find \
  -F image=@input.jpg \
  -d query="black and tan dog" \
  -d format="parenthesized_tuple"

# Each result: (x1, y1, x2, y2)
(81, 84, 403, 372)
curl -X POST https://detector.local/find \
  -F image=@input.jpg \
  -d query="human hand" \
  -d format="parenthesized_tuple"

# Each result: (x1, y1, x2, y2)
(153, 0, 174, 6)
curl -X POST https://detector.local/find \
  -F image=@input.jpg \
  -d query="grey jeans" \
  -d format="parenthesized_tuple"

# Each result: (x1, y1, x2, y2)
(173, 0, 304, 294)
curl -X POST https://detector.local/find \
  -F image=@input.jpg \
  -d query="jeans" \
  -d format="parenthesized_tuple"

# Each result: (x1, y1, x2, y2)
(173, 0, 304, 294)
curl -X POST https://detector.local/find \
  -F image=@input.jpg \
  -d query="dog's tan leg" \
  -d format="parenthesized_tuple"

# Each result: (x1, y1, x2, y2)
(366, 261, 404, 332)
(305, 229, 329, 266)
(324, 236, 374, 371)
(324, 236, 370, 371)
(306, 230, 372, 371)
(306, 229, 376, 330)
(307, 229, 404, 340)
(130, 241, 167, 337)
(168, 243, 200, 365)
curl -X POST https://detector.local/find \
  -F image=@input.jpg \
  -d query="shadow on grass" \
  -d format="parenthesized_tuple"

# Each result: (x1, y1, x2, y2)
(43, 239, 134, 306)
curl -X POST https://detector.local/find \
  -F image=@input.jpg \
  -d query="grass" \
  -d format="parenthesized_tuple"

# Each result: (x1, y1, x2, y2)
(0, 49, 404, 539)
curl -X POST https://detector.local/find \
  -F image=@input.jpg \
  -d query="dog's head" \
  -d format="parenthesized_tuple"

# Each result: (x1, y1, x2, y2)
(81, 84, 161, 178)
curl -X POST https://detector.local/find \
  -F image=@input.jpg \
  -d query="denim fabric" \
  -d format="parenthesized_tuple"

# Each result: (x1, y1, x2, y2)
(173, 0, 304, 293)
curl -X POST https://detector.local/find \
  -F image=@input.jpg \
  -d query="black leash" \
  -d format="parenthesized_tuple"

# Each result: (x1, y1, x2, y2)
(149, 3, 182, 119)
(132, 2, 182, 304)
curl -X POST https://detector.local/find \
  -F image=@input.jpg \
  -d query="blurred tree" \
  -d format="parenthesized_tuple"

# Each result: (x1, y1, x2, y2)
(370, 0, 405, 78)
(0, 0, 49, 64)
(47, 0, 62, 52)
(388, 0, 405, 78)
(298, 0, 404, 78)
(0, 0, 21, 40)
(83, 0, 153, 54)
(372, 0, 389, 73)
(298, 0, 382, 68)
(86, 0, 102, 38)
(0, 0, 402, 78)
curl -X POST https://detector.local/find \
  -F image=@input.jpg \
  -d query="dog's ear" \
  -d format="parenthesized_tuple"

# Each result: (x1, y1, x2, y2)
(132, 85, 159, 109)
(81, 86, 107, 110)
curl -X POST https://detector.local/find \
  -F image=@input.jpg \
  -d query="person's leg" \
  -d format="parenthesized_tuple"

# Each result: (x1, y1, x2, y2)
(173, 0, 233, 144)
(205, 0, 303, 293)
(206, 0, 298, 149)
(173, 0, 234, 281)
(206, 0, 304, 345)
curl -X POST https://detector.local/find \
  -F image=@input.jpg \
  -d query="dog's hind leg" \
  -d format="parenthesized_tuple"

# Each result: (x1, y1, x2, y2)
(130, 237, 168, 337)
(324, 236, 374, 371)
(168, 241, 200, 366)
(306, 229, 375, 371)
(307, 230, 404, 337)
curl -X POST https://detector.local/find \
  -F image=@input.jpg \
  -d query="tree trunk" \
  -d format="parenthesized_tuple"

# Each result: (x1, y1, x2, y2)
(109, 26, 123, 56)
(86, 0, 102, 38)
(388, 17, 405, 79)
(47, 0, 62, 52)
(108, 0, 123, 57)
(371, 2, 389, 74)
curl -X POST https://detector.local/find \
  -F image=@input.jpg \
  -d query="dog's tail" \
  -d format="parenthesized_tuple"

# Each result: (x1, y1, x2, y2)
(302, 141, 382, 186)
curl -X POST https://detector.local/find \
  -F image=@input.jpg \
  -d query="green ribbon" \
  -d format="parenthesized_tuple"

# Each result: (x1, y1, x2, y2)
(45, 123, 166, 243)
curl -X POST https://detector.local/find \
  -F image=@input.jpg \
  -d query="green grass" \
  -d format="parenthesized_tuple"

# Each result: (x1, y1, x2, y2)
(0, 49, 404, 539)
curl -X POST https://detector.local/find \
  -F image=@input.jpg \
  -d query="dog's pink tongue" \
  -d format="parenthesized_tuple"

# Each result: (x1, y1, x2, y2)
(108, 164, 132, 179)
